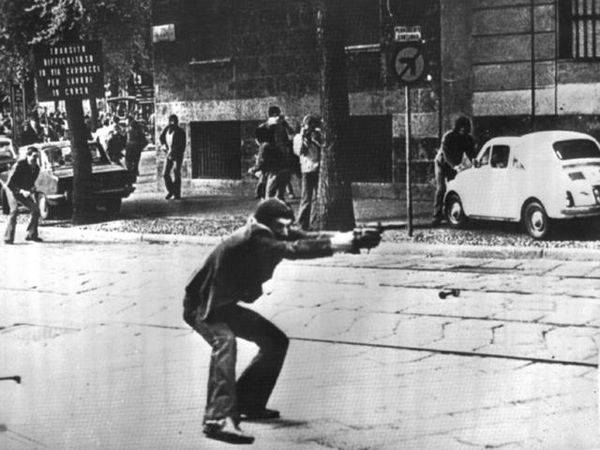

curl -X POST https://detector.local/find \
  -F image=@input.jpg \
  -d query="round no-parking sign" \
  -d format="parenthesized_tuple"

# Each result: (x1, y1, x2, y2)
(393, 45, 426, 85)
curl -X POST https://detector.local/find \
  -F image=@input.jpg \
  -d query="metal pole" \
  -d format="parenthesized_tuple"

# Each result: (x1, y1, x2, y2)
(530, 0, 536, 130)
(405, 84, 413, 236)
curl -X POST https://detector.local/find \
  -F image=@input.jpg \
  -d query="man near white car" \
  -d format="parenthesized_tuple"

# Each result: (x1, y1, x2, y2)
(432, 116, 477, 226)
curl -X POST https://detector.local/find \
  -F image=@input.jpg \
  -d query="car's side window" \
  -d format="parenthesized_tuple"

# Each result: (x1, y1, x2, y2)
(491, 145, 510, 169)
(478, 147, 491, 166)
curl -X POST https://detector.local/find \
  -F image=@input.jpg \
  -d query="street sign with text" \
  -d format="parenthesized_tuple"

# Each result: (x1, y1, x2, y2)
(33, 41, 104, 101)
(152, 24, 175, 43)
(394, 25, 422, 42)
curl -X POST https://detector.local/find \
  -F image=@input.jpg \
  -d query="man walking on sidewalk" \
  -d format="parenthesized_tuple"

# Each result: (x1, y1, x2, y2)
(160, 114, 186, 200)
(183, 199, 380, 444)
(3, 147, 42, 244)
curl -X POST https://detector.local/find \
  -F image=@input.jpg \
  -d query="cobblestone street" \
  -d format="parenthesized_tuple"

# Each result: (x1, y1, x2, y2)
(1, 240, 599, 449)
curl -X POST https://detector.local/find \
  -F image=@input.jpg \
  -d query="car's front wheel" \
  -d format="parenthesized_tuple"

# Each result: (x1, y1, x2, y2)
(446, 193, 467, 228)
(523, 201, 550, 239)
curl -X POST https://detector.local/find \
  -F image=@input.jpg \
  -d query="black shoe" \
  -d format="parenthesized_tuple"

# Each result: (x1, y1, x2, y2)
(173, 195, 181, 200)
(165, 193, 173, 200)
(203, 417, 254, 444)
(240, 408, 280, 421)
(4, 240, 13, 245)
(25, 236, 43, 242)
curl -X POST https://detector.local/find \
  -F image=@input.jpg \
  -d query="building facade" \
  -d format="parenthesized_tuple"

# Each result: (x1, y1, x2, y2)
(152, 0, 600, 193)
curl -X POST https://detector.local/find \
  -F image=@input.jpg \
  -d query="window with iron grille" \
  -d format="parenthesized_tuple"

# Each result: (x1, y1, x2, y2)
(559, 0, 600, 59)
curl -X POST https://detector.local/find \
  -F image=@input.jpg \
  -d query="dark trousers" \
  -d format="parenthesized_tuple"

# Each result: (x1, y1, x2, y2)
(189, 304, 289, 422)
(163, 157, 182, 198)
(298, 171, 319, 230)
(3, 187, 40, 243)
(433, 155, 456, 220)
(125, 144, 143, 178)
(266, 171, 290, 201)
(433, 156, 446, 219)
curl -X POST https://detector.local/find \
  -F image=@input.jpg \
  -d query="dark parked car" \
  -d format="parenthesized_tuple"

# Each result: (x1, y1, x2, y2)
(1, 141, 135, 218)
(0, 136, 16, 173)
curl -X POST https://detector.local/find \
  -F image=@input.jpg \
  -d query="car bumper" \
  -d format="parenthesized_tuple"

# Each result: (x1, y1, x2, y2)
(559, 204, 600, 217)
(46, 186, 135, 204)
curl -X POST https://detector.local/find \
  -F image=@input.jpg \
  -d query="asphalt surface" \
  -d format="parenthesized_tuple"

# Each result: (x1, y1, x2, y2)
(1, 240, 598, 448)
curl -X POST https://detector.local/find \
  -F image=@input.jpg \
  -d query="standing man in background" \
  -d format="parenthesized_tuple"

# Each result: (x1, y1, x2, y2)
(264, 106, 294, 200)
(125, 115, 147, 181)
(432, 116, 477, 226)
(160, 114, 186, 200)
(293, 114, 322, 230)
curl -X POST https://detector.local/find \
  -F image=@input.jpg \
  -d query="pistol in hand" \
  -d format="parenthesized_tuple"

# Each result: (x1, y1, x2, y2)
(351, 226, 382, 253)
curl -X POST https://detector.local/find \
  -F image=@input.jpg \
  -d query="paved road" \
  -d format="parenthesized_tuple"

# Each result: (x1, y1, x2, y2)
(1, 240, 598, 449)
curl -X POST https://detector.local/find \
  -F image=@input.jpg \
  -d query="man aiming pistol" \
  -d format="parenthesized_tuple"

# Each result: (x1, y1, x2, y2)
(183, 199, 380, 444)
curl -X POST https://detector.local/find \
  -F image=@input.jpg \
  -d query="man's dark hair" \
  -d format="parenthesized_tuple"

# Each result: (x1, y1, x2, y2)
(254, 198, 294, 226)
(268, 106, 281, 118)
(103, 118, 110, 127)
(112, 116, 120, 124)
(26, 146, 39, 156)
(168, 114, 179, 125)
(454, 116, 471, 133)
(255, 125, 273, 144)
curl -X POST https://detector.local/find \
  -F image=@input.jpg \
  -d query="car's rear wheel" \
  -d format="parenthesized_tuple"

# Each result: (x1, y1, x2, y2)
(523, 201, 550, 239)
(446, 193, 467, 228)
(36, 192, 51, 220)
(104, 197, 122, 215)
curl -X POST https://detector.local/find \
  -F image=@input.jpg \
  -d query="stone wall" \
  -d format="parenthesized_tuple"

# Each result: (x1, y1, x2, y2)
(152, 0, 442, 189)
(468, 0, 600, 143)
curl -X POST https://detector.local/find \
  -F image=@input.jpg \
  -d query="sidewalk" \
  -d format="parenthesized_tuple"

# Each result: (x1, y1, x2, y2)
(3, 190, 600, 260)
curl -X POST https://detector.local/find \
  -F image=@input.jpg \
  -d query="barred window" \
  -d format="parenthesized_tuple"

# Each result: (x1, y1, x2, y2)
(559, 0, 600, 59)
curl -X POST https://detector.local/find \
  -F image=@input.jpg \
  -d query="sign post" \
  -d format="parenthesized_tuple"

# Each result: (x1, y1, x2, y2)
(390, 40, 427, 237)
(33, 41, 104, 223)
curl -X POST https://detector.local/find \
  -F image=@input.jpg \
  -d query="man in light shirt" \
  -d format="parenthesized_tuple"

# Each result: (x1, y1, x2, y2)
(293, 115, 322, 230)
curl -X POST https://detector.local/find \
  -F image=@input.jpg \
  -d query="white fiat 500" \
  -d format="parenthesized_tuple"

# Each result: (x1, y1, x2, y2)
(444, 131, 600, 239)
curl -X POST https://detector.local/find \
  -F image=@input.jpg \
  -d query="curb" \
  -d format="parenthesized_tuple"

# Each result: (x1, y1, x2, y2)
(37, 226, 600, 262)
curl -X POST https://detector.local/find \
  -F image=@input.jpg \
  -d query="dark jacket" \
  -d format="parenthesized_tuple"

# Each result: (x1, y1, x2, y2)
(159, 125, 186, 161)
(21, 124, 43, 146)
(6, 159, 40, 192)
(126, 121, 147, 148)
(439, 130, 477, 167)
(184, 218, 333, 323)
(255, 142, 285, 174)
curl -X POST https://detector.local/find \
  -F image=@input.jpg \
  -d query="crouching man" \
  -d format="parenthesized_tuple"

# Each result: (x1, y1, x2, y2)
(183, 199, 380, 444)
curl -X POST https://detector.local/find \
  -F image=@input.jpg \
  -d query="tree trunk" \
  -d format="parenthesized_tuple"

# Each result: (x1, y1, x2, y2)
(65, 98, 94, 224)
(89, 97, 99, 132)
(311, 0, 356, 231)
